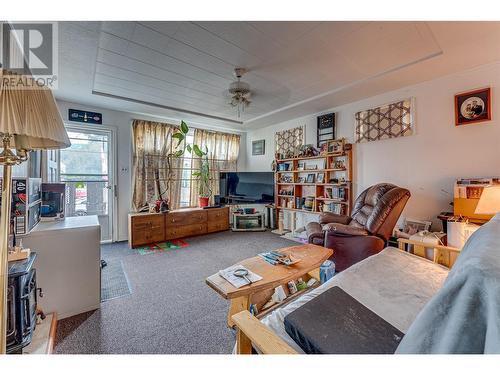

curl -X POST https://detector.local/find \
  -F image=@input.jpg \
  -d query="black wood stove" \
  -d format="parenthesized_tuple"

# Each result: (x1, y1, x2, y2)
(7, 252, 39, 354)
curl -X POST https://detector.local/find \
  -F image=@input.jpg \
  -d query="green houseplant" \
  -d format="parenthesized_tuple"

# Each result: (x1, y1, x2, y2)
(170, 121, 212, 207)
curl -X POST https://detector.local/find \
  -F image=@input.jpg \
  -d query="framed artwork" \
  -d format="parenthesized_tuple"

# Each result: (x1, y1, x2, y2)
(317, 113, 335, 148)
(355, 98, 413, 143)
(327, 139, 345, 154)
(275, 125, 304, 158)
(252, 139, 265, 155)
(306, 174, 315, 183)
(316, 173, 324, 183)
(455, 88, 491, 126)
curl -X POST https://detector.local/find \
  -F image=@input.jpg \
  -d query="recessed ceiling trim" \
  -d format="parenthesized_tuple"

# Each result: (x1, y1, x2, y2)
(92, 90, 244, 125)
(245, 50, 443, 125)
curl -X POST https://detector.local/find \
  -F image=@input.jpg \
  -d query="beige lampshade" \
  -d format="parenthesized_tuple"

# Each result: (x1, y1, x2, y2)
(0, 69, 70, 150)
(475, 185, 500, 215)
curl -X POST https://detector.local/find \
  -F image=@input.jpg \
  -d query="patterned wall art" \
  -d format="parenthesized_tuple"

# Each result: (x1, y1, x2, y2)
(275, 125, 305, 158)
(355, 98, 414, 143)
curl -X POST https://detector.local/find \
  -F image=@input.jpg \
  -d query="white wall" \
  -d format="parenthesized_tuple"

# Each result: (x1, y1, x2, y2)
(56, 100, 243, 241)
(243, 62, 500, 229)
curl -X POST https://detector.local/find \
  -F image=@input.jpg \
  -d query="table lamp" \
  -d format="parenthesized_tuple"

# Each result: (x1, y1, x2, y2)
(0, 68, 70, 353)
(475, 185, 500, 215)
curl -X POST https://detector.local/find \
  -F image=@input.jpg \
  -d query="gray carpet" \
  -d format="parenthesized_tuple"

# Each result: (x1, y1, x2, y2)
(101, 260, 132, 302)
(54, 230, 295, 354)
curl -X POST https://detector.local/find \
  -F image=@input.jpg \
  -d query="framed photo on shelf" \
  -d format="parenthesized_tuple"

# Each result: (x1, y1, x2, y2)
(316, 173, 324, 183)
(327, 139, 345, 154)
(306, 174, 315, 183)
(297, 162, 305, 171)
(455, 87, 491, 126)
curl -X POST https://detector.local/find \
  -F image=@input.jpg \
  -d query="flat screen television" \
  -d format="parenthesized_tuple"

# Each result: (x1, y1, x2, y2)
(219, 172, 274, 204)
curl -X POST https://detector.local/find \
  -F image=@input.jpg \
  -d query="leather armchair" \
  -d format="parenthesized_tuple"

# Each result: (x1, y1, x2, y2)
(306, 183, 410, 272)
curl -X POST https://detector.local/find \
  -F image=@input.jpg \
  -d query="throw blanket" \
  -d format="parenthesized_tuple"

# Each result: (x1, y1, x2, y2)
(397, 214, 500, 354)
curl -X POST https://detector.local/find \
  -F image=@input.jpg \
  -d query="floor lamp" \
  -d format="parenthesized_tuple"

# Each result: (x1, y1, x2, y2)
(0, 69, 70, 354)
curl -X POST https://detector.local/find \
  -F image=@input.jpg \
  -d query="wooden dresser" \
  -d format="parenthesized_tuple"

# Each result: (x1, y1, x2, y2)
(128, 207, 230, 248)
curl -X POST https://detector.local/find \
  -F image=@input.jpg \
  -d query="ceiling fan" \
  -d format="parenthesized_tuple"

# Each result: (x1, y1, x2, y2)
(228, 68, 251, 119)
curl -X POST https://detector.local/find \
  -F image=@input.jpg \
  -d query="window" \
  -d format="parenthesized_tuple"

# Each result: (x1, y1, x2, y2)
(131, 120, 240, 210)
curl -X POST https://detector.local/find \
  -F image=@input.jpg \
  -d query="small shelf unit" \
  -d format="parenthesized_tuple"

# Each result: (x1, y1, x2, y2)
(274, 143, 353, 216)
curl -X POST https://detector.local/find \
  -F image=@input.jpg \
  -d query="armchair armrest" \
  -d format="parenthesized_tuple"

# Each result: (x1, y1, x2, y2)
(319, 212, 352, 225)
(305, 222, 324, 245)
(323, 223, 369, 236)
(232, 311, 298, 354)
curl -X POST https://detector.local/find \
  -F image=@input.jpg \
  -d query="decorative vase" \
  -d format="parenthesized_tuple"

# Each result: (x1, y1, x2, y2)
(199, 197, 209, 207)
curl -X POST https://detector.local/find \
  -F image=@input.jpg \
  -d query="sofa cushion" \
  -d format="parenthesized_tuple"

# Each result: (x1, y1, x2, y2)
(284, 286, 404, 354)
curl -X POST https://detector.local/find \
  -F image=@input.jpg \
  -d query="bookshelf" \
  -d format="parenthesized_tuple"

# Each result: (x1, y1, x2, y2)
(274, 142, 353, 218)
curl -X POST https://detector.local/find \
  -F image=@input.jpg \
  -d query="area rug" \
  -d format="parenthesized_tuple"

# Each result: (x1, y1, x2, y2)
(136, 239, 189, 255)
(101, 260, 132, 302)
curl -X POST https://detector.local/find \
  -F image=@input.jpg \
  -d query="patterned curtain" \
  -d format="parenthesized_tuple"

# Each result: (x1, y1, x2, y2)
(275, 125, 304, 156)
(189, 129, 240, 206)
(131, 119, 183, 211)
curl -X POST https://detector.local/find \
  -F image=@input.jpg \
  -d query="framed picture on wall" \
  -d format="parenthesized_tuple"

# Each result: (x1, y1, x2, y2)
(455, 87, 491, 126)
(252, 139, 265, 155)
(317, 113, 335, 148)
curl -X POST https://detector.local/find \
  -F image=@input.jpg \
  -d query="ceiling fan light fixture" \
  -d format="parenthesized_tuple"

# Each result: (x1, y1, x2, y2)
(228, 67, 251, 119)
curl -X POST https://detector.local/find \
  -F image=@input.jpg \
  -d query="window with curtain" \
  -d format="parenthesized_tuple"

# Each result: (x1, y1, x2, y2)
(131, 119, 240, 211)
(131, 119, 182, 211)
(189, 128, 240, 206)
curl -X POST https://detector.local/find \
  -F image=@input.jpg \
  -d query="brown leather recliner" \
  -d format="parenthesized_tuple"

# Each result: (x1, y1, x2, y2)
(306, 183, 410, 272)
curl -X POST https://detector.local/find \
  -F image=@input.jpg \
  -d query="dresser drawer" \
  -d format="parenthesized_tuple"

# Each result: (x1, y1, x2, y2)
(130, 215, 165, 247)
(207, 220, 229, 233)
(207, 208, 229, 222)
(165, 210, 207, 226)
(132, 214, 164, 228)
(165, 223, 207, 240)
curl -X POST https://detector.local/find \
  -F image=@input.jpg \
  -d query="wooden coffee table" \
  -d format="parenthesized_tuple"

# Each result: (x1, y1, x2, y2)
(206, 244, 333, 327)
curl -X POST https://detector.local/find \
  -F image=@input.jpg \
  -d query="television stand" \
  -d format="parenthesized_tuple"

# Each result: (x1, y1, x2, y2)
(232, 212, 266, 232)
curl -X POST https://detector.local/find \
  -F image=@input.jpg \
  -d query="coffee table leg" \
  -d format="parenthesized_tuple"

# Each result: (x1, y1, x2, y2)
(228, 295, 250, 328)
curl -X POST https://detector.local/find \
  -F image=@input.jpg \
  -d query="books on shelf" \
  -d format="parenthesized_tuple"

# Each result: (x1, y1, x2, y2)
(325, 187, 346, 200)
(322, 202, 346, 215)
(454, 178, 500, 199)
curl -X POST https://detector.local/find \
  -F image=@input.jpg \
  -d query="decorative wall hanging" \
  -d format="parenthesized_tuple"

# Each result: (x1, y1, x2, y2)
(252, 139, 265, 155)
(317, 113, 335, 148)
(455, 87, 491, 126)
(275, 125, 304, 159)
(355, 98, 413, 143)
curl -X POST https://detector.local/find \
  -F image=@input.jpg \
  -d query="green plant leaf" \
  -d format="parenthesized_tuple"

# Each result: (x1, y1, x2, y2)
(174, 150, 184, 157)
(172, 132, 184, 141)
(186, 144, 192, 153)
(192, 171, 201, 177)
(193, 144, 203, 157)
(180, 120, 189, 134)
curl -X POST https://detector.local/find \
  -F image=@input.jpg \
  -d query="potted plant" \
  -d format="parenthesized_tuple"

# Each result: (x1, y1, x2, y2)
(170, 121, 212, 207)
(192, 147, 211, 207)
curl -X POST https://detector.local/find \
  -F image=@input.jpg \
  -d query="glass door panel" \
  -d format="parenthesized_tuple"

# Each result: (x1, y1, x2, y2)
(59, 128, 114, 242)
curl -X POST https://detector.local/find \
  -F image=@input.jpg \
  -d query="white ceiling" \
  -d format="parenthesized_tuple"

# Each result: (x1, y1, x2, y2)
(55, 21, 500, 131)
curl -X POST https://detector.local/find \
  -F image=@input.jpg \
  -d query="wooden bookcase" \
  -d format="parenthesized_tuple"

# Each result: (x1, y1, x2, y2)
(274, 143, 353, 218)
